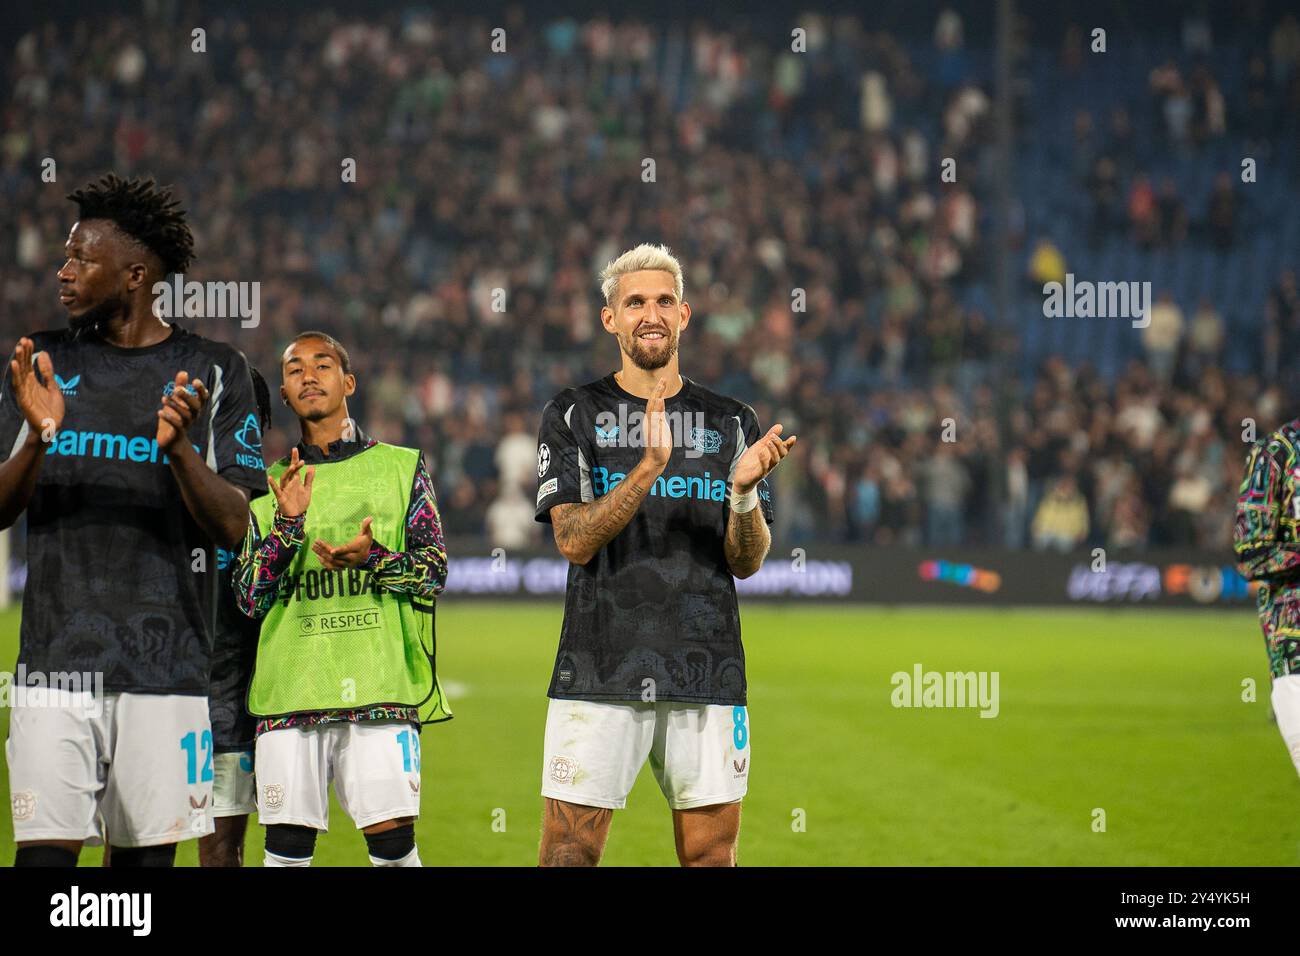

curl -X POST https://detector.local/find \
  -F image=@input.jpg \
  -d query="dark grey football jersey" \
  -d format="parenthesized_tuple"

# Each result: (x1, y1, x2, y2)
(207, 544, 258, 750)
(0, 324, 267, 695)
(535, 374, 774, 706)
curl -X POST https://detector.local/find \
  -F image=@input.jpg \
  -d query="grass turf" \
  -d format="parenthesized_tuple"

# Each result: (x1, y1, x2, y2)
(0, 602, 1293, 865)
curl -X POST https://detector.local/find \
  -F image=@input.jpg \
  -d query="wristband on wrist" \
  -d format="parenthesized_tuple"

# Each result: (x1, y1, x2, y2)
(730, 486, 759, 513)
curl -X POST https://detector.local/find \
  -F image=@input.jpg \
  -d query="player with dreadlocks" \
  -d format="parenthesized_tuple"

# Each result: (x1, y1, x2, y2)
(0, 173, 267, 867)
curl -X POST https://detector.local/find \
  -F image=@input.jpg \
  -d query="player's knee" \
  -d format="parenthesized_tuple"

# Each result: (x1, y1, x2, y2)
(539, 826, 605, 866)
(365, 822, 420, 867)
(109, 843, 178, 867)
(264, 824, 318, 867)
(199, 829, 245, 868)
(677, 838, 737, 867)
(539, 802, 609, 867)
(14, 844, 79, 867)
(540, 839, 602, 867)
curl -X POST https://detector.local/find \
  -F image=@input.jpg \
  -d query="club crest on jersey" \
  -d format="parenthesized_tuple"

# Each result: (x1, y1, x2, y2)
(537, 443, 551, 478)
(54, 374, 80, 397)
(688, 426, 722, 454)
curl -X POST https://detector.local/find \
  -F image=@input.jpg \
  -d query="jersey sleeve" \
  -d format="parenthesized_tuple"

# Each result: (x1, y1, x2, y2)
(534, 395, 587, 523)
(362, 453, 449, 596)
(207, 348, 267, 499)
(1234, 435, 1300, 580)
(232, 508, 305, 619)
(727, 404, 775, 525)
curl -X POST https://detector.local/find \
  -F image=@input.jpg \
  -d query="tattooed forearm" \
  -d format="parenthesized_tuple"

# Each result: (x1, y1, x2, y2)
(550, 459, 661, 565)
(539, 798, 612, 867)
(725, 503, 770, 579)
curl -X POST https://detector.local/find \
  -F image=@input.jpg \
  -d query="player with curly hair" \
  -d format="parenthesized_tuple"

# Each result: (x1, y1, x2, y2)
(0, 173, 267, 866)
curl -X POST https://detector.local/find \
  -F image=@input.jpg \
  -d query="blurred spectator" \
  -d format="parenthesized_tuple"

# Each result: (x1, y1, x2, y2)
(1143, 292, 1185, 385)
(494, 412, 538, 493)
(861, 71, 892, 132)
(1244, 54, 1276, 152)
(1182, 12, 1212, 54)
(921, 443, 969, 546)
(850, 461, 882, 543)
(1206, 173, 1238, 249)
(1270, 14, 1300, 85)
(1107, 475, 1150, 550)
(1106, 108, 1136, 179)
(1266, 269, 1300, 383)
(1072, 110, 1096, 183)
(1186, 297, 1225, 364)
(1167, 462, 1213, 547)
(486, 482, 537, 550)
(1155, 177, 1188, 246)
(1028, 236, 1066, 288)
(1188, 65, 1226, 143)
(933, 7, 967, 90)
(1031, 475, 1089, 551)
(1002, 447, 1029, 549)
(1087, 157, 1122, 245)
(1128, 174, 1159, 247)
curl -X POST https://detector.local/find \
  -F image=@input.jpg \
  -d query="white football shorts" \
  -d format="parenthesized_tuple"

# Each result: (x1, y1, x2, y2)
(254, 721, 423, 830)
(212, 750, 256, 818)
(6, 691, 215, 847)
(540, 698, 750, 811)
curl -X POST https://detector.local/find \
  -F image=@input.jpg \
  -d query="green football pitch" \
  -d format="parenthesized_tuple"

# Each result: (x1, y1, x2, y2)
(0, 602, 1294, 866)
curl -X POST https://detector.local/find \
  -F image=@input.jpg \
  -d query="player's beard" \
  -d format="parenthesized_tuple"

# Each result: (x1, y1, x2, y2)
(622, 325, 678, 371)
(66, 293, 128, 339)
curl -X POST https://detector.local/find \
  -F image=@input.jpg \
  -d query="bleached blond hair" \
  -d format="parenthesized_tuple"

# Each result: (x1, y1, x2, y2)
(599, 243, 685, 305)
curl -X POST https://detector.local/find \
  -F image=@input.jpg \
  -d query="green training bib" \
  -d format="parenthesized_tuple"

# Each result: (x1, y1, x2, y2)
(247, 441, 451, 723)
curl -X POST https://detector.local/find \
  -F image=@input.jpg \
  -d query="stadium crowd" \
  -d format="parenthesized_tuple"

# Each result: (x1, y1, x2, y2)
(1, 6, 1297, 553)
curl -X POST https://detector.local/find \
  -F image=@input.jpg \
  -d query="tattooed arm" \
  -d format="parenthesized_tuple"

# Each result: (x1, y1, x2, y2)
(724, 422, 795, 579)
(550, 458, 663, 565)
(724, 501, 771, 579)
(548, 378, 672, 566)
